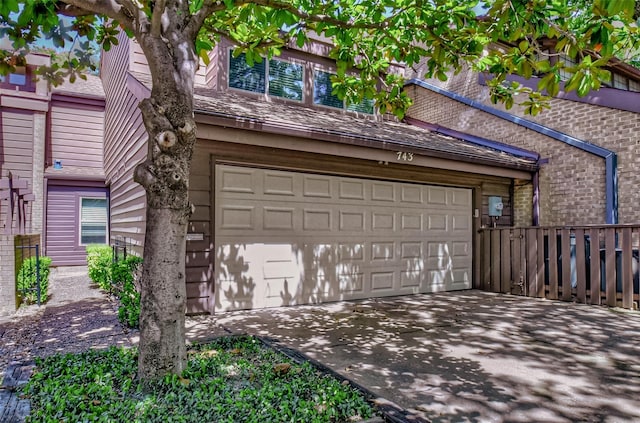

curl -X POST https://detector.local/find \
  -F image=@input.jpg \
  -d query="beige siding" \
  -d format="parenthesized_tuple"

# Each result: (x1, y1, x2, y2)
(101, 32, 147, 253)
(50, 103, 104, 168)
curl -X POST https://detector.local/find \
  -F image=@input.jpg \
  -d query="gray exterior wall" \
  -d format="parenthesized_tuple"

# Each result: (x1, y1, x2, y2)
(101, 33, 148, 254)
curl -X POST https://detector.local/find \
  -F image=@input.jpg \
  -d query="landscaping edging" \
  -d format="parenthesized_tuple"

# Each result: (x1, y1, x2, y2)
(256, 335, 428, 423)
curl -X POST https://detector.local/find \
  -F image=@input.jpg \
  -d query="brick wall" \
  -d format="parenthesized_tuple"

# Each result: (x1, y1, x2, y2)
(407, 65, 640, 225)
(513, 181, 533, 226)
(405, 71, 625, 226)
(0, 235, 16, 315)
(0, 234, 41, 315)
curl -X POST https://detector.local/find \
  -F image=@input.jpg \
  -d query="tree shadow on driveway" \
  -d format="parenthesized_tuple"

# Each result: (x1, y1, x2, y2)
(187, 290, 640, 423)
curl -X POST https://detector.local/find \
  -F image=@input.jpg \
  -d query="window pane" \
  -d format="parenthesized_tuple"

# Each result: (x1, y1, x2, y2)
(313, 71, 343, 109)
(558, 54, 576, 81)
(629, 79, 640, 92)
(229, 52, 266, 93)
(81, 198, 107, 245)
(613, 73, 628, 90)
(347, 97, 375, 114)
(268, 59, 303, 101)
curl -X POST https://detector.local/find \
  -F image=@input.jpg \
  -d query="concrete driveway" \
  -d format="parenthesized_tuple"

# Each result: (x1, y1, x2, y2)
(186, 291, 640, 423)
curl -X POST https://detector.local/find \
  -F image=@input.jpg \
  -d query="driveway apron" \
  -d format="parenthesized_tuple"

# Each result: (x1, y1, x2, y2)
(187, 291, 640, 423)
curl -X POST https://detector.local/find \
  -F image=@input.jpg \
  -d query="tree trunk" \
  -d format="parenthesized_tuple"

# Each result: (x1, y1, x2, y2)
(133, 29, 199, 381)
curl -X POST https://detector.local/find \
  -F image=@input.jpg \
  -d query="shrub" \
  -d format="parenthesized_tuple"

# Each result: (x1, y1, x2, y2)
(86, 244, 112, 290)
(16, 256, 52, 305)
(111, 256, 143, 328)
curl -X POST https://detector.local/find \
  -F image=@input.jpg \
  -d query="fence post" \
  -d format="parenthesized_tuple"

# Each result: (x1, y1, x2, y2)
(35, 243, 41, 306)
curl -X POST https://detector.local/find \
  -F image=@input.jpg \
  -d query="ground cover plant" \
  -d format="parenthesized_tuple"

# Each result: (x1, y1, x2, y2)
(16, 256, 52, 305)
(23, 336, 375, 422)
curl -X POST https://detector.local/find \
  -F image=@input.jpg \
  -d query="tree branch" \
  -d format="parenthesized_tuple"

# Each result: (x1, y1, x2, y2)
(185, 0, 228, 41)
(150, 0, 166, 37)
(58, 0, 136, 33)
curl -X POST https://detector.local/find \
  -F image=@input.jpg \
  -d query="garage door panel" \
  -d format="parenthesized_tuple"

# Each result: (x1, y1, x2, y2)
(215, 165, 472, 312)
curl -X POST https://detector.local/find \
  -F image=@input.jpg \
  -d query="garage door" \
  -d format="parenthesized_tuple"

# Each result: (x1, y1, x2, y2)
(215, 164, 472, 311)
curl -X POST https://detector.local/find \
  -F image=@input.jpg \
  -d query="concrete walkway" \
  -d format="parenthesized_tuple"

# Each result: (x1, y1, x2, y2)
(187, 292, 640, 423)
(0, 266, 136, 422)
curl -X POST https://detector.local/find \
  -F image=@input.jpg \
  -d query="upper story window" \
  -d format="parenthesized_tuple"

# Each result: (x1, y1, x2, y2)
(0, 66, 28, 87)
(228, 51, 303, 101)
(313, 70, 375, 114)
(553, 52, 640, 93)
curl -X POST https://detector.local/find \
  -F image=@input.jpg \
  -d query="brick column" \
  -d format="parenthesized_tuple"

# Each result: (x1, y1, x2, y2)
(0, 235, 17, 315)
(31, 111, 46, 234)
(513, 181, 533, 227)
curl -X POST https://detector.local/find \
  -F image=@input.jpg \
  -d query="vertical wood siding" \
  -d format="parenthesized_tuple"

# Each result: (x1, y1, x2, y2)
(101, 32, 148, 254)
(186, 145, 212, 313)
(45, 183, 108, 266)
(0, 109, 34, 229)
(49, 102, 104, 168)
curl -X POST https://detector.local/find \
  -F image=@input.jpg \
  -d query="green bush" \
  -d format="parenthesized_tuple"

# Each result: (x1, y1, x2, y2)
(111, 256, 143, 328)
(16, 256, 52, 305)
(86, 244, 112, 290)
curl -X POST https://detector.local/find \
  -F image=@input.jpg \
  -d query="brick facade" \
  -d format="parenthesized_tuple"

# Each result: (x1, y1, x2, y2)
(0, 235, 16, 315)
(405, 66, 640, 226)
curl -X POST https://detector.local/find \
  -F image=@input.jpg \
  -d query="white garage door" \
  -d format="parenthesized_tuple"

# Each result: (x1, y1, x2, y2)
(215, 164, 472, 312)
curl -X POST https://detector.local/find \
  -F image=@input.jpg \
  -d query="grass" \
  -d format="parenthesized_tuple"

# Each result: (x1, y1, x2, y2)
(22, 336, 376, 423)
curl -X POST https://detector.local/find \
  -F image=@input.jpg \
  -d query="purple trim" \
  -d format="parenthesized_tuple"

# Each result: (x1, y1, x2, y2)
(51, 93, 105, 108)
(404, 116, 540, 162)
(478, 73, 640, 114)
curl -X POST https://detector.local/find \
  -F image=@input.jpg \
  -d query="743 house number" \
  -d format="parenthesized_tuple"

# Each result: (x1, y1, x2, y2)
(396, 151, 414, 162)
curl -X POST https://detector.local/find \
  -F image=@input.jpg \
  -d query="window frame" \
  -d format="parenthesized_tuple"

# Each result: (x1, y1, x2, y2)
(227, 48, 305, 102)
(78, 197, 109, 246)
(312, 67, 375, 114)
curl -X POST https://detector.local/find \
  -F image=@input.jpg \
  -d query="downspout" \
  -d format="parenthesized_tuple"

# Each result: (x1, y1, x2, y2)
(406, 78, 619, 224)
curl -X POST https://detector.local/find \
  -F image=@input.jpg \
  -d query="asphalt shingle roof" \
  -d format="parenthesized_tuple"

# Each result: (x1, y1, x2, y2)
(52, 73, 105, 99)
(130, 71, 537, 171)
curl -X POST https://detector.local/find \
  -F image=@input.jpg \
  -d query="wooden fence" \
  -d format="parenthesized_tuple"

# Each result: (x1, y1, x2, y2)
(479, 226, 640, 309)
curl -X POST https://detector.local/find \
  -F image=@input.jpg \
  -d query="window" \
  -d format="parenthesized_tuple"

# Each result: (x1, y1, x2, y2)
(313, 70, 343, 109)
(558, 54, 577, 81)
(229, 53, 266, 93)
(268, 60, 303, 101)
(228, 51, 303, 101)
(80, 198, 108, 245)
(0, 66, 27, 86)
(313, 70, 375, 114)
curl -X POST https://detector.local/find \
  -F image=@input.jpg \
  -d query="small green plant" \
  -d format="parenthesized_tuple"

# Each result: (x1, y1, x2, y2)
(112, 256, 143, 328)
(23, 336, 376, 422)
(86, 244, 113, 290)
(16, 256, 52, 305)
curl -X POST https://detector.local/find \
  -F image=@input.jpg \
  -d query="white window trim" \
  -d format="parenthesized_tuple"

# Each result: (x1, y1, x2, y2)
(78, 196, 109, 246)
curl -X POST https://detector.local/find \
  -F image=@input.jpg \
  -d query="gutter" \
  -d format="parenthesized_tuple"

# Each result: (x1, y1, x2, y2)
(406, 78, 619, 224)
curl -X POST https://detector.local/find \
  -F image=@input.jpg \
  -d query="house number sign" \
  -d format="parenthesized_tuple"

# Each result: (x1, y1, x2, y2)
(396, 151, 414, 162)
